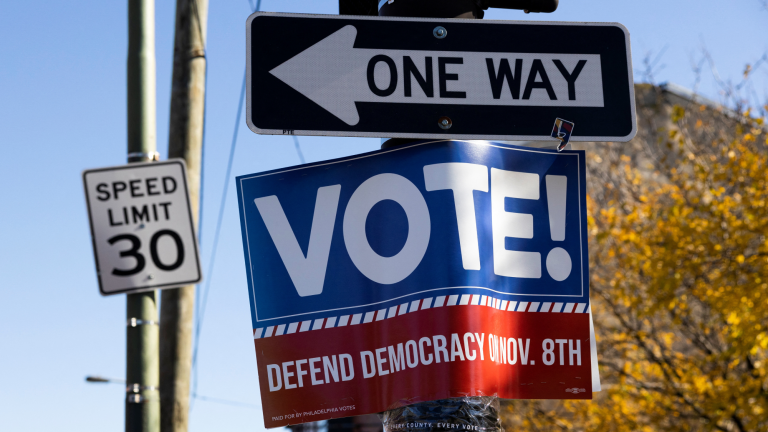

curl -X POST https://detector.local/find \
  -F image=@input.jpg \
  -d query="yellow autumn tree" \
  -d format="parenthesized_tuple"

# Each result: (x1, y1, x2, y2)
(503, 85, 768, 431)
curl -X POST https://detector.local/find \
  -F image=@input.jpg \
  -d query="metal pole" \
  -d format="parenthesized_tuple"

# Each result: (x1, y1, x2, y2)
(378, 4, 502, 432)
(160, 1, 208, 431)
(334, 2, 501, 432)
(126, 0, 160, 431)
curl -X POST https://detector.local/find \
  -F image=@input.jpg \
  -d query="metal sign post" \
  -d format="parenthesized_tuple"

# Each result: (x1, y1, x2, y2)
(122, 0, 161, 429)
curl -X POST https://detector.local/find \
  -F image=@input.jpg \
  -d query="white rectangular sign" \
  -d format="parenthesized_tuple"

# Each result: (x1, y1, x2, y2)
(83, 160, 202, 295)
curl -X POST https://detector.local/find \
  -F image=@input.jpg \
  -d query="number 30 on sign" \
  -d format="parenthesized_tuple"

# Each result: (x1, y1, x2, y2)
(83, 160, 202, 295)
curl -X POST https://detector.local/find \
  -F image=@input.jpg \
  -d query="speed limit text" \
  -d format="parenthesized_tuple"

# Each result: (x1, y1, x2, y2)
(94, 176, 178, 227)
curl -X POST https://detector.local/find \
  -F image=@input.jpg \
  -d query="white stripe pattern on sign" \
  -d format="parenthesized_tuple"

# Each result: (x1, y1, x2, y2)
(252, 295, 590, 338)
(410, 300, 421, 312)
(325, 317, 337, 328)
(287, 322, 299, 334)
(285, 322, 299, 334)
(398, 303, 409, 315)
(300, 320, 312, 332)
(275, 324, 286, 336)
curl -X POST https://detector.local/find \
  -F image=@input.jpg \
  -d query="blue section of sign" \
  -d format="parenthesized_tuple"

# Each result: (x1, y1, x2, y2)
(237, 140, 589, 328)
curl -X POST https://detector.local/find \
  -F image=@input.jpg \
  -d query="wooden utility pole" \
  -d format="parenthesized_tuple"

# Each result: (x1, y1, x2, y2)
(160, 1, 208, 431)
(126, 0, 160, 431)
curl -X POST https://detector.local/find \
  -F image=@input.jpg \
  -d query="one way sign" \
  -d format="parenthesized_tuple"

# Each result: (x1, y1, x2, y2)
(247, 13, 636, 143)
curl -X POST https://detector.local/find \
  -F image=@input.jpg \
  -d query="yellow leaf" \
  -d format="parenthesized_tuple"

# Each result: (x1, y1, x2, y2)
(672, 105, 685, 122)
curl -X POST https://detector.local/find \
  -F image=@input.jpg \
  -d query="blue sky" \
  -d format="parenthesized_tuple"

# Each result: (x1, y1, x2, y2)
(0, 1, 766, 431)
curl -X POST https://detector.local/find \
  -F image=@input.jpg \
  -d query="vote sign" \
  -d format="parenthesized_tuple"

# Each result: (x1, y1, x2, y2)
(247, 12, 636, 142)
(237, 140, 592, 428)
(83, 160, 202, 295)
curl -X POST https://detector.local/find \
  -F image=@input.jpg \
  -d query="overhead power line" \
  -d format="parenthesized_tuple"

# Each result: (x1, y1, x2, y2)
(293, 136, 306, 164)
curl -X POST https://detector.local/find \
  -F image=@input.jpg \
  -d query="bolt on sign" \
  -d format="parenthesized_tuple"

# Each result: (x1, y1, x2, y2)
(236, 141, 592, 428)
(247, 12, 636, 143)
(83, 160, 202, 295)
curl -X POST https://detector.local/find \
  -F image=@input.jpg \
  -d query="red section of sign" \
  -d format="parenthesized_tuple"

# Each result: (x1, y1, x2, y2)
(254, 306, 591, 428)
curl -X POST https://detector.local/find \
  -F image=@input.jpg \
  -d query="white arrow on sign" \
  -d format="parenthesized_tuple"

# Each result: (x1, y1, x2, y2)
(269, 25, 604, 126)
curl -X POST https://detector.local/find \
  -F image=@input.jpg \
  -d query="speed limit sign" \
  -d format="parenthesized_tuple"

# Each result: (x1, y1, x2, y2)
(83, 160, 202, 295)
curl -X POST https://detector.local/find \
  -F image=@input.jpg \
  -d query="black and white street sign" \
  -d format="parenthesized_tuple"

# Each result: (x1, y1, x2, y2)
(83, 160, 202, 296)
(247, 13, 636, 142)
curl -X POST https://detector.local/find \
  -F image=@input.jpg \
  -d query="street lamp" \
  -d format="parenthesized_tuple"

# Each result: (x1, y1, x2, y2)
(85, 375, 126, 384)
